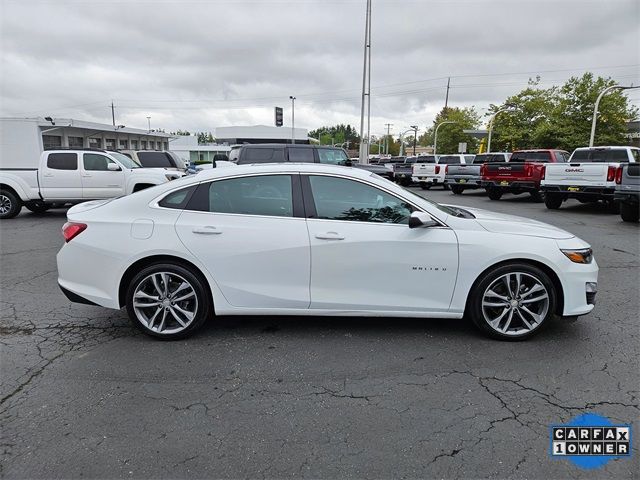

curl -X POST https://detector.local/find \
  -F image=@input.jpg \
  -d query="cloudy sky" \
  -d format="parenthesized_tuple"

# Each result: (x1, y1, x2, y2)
(1, 0, 638, 137)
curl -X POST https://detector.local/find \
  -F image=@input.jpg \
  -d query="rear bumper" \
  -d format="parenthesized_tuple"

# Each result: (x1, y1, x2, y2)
(59, 283, 100, 306)
(542, 185, 615, 198)
(445, 177, 481, 187)
(412, 175, 444, 184)
(481, 180, 539, 191)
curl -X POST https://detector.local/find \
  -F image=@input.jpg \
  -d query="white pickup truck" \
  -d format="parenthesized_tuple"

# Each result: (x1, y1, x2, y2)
(0, 149, 183, 219)
(412, 154, 474, 190)
(541, 146, 640, 212)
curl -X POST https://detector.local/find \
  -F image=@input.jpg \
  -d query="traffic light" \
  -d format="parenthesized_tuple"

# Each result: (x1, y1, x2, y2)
(274, 107, 283, 127)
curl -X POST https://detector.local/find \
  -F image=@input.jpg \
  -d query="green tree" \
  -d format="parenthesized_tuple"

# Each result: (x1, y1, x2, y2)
(548, 73, 637, 150)
(309, 124, 360, 146)
(421, 107, 481, 154)
(487, 78, 559, 151)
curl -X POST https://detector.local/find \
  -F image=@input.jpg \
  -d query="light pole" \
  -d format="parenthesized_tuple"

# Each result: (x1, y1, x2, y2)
(433, 121, 456, 155)
(398, 128, 415, 156)
(146, 116, 151, 133)
(589, 84, 639, 147)
(410, 125, 418, 155)
(289, 96, 296, 144)
(486, 104, 516, 153)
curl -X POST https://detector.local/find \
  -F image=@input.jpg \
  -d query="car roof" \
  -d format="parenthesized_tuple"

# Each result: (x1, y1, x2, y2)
(240, 143, 343, 149)
(512, 149, 564, 153)
(195, 162, 373, 181)
(573, 146, 636, 151)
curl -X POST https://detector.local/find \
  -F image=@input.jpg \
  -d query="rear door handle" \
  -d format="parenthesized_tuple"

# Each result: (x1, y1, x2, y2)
(315, 232, 345, 240)
(192, 226, 222, 235)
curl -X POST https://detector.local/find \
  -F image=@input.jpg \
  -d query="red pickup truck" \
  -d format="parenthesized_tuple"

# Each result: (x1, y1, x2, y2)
(480, 149, 570, 201)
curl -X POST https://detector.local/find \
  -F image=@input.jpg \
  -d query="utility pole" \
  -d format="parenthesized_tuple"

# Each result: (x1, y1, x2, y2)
(289, 96, 296, 144)
(444, 77, 450, 111)
(111, 101, 115, 127)
(147, 116, 151, 132)
(384, 123, 392, 155)
(411, 125, 418, 156)
(358, 0, 372, 164)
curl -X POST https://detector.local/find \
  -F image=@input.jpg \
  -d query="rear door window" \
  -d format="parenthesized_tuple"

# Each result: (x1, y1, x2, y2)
(288, 148, 315, 163)
(244, 148, 285, 163)
(47, 153, 78, 170)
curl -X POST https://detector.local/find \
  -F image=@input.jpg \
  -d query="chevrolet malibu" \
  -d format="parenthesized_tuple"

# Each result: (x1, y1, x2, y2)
(57, 163, 598, 340)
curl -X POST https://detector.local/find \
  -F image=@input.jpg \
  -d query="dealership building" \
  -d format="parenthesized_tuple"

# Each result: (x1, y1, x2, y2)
(0, 117, 173, 151)
(214, 125, 310, 145)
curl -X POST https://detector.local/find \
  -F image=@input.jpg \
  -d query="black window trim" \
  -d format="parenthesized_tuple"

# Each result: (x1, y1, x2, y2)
(182, 172, 305, 219)
(300, 172, 445, 227)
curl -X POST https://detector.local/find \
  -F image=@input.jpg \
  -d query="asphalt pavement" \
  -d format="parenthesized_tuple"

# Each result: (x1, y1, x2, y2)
(1, 186, 638, 479)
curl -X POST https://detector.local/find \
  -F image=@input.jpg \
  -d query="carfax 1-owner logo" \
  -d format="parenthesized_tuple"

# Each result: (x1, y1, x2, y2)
(550, 413, 632, 469)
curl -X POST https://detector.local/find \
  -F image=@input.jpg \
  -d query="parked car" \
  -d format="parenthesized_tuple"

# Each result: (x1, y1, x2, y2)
(57, 163, 598, 341)
(614, 162, 640, 222)
(393, 156, 421, 186)
(232, 143, 394, 179)
(446, 153, 511, 194)
(541, 146, 639, 212)
(0, 149, 183, 219)
(412, 155, 473, 190)
(481, 149, 569, 201)
(120, 150, 187, 172)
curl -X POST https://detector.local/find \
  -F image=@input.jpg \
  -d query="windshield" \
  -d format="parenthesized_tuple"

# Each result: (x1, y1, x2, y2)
(438, 155, 463, 164)
(110, 152, 141, 168)
(473, 154, 504, 163)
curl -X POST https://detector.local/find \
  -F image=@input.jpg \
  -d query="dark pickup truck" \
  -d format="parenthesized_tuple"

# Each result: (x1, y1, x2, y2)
(480, 149, 569, 201)
(615, 162, 640, 222)
(393, 156, 428, 186)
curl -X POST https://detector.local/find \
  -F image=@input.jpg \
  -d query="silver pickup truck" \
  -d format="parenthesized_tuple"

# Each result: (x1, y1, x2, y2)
(614, 162, 639, 222)
(445, 153, 510, 194)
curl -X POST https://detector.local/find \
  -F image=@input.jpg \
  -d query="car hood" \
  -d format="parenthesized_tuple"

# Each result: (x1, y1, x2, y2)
(452, 206, 575, 239)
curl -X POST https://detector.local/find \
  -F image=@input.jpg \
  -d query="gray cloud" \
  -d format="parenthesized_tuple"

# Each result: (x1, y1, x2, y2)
(1, 0, 638, 136)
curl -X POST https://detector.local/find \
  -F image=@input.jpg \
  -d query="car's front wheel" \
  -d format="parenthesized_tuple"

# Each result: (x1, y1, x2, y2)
(468, 263, 557, 340)
(125, 263, 212, 339)
(620, 202, 639, 222)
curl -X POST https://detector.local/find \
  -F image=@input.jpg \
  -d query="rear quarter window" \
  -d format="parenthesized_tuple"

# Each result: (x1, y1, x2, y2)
(243, 148, 285, 164)
(158, 186, 196, 209)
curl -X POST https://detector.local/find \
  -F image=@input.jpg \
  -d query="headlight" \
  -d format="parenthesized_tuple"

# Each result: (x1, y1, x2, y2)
(561, 248, 593, 264)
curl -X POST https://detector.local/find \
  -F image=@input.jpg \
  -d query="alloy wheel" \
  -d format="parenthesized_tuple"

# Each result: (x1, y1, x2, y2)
(0, 194, 12, 215)
(481, 272, 549, 336)
(132, 272, 198, 335)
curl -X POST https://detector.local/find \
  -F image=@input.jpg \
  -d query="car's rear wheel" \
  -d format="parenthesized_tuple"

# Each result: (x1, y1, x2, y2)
(487, 188, 503, 200)
(544, 193, 563, 210)
(620, 202, 639, 222)
(420, 183, 431, 190)
(0, 189, 22, 219)
(605, 200, 619, 214)
(450, 185, 464, 195)
(125, 263, 211, 339)
(468, 263, 556, 340)
(442, 183, 450, 191)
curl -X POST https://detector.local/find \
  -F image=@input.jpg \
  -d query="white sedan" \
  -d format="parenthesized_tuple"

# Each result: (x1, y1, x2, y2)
(57, 163, 598, 340)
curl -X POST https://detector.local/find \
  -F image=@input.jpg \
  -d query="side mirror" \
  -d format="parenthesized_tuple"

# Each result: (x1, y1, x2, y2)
(107, 163, 121, 171)
(409, 211, 438, 229)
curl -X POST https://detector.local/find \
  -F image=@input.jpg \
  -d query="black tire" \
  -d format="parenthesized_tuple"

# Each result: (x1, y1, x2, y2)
(125, 262, 212, 340)
(487, 188, 503, 201)
(605, 200, 620, 214)
(442, 183, 450, 191)
(619, 202, 639, 222)
(544, 193, 563, 210)
(26, 201, 50, 214)
(467, 262, 557, 341)
(399, 178, 411, 187)
(450, 185, 464, 195)
(420, 183, 431, 190)
(0, 189, 22, 219)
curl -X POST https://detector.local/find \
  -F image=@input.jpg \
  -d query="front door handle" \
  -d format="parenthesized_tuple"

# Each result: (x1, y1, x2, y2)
(315, 231, 345, 240)
(192, 226, 222, 235)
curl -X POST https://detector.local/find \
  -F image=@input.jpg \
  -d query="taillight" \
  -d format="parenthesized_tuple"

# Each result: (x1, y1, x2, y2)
(607, 165, 616, 182)
(615, 166, 623, 184)
(480, 164, 486, 176)
(62, 222, 87, 242)
(445, 165, 449, 174)
(435, 165, 440, 174)
(541, 165, 546, 179)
